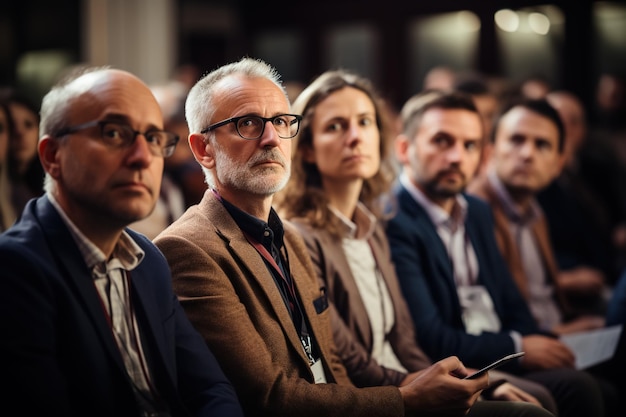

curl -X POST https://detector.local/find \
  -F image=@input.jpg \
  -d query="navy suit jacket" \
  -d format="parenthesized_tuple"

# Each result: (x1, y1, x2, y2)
(0, 196, 242, 417)
(386, 185, 539, 372)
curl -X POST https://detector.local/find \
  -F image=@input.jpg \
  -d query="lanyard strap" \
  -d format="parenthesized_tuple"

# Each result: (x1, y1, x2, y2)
(211, 189, 315, 362)
(243, 230, 316, 363)
(242, 231, 298, 314)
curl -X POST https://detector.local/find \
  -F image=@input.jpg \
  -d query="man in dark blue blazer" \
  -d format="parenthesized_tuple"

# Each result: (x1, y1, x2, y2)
(0, 67, 242, 417)
(386, 90, 607, 417)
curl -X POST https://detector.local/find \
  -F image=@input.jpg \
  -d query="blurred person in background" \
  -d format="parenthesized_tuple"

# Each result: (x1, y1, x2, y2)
(454, 74, 502, 180)
(156, 70, 207, 208)
(422, 66, 457, 91)
(592, 72, 626, 133)
(538, 91, 626, 309)
(129, 82, 191, 239)
(519, 75, 551, 101)
(467, 97, 606, 333)
(0, 89, 45, 213)
(0, 101, 16, 231)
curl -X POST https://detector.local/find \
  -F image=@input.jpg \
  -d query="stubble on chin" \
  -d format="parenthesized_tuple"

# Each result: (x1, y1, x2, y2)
(423, 177, 466, 200)
(215, 150, 291, 196)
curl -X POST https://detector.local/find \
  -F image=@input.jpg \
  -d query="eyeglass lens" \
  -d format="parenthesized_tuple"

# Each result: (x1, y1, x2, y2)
(101, 122, 177, 157)
(236, 115, 299, 139)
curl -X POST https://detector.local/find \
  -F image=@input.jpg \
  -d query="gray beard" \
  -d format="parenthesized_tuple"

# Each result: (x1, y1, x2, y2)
(214, 145, 290, 196)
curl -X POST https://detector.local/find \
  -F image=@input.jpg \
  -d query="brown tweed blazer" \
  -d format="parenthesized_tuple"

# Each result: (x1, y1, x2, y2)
(467, 174, 569, 315)
(154, 191, 403, 417)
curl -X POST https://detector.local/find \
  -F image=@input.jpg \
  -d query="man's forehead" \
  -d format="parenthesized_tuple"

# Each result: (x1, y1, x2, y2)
(422, 106, 481, 126)
(214, 76, 287, 108)
(502, 106, 546, 126)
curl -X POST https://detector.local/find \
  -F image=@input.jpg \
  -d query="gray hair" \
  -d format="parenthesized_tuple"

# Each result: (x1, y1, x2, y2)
(39, 65, 111, 193)
(185, 57, 287, 187)
(185, 57, 286, 134)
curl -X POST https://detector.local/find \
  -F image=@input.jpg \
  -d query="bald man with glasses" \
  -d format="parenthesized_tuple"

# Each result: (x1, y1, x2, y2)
(0, 66, 243, 417)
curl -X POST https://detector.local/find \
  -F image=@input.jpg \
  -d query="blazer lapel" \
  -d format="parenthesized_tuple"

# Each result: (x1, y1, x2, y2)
(35, 197, 126, 371)
(203, 197, 306, 361)
(398, 188, 455, 283)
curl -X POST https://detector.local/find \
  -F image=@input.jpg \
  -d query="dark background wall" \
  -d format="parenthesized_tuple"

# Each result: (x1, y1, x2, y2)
(1, 0, 625, 112)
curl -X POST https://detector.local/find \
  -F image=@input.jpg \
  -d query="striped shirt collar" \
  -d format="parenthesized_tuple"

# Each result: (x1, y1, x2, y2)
(47, 193, 144, 274)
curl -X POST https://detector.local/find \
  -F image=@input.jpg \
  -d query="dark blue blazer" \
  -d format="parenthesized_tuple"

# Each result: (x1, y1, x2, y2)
(0, 196, 242, 417)
(386, 185, 539, 372)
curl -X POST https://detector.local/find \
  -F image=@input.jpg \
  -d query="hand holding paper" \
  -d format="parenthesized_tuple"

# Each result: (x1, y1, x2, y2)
(559, 325, 623, 369)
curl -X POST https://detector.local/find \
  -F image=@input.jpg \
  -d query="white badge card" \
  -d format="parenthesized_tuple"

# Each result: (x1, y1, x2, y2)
(458, 285, 502, 335)
(311, 359, 327, 384)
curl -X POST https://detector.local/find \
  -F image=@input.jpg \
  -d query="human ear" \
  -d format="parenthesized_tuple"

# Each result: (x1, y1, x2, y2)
(395, 134, 411, 165)
(189, 133, 215, 169)
(38, 136, 61, 179)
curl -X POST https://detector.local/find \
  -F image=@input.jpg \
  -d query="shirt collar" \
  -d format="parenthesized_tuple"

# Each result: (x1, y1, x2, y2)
(400, 172, 468, 231)
(328, 202, 377, 240)
(219, 192, 285, 251)
(47, 192, 145, 273)
(487, 168, 541, 225)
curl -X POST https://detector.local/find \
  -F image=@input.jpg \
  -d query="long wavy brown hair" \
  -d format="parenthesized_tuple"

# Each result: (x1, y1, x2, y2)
(275, 70, 398, 238)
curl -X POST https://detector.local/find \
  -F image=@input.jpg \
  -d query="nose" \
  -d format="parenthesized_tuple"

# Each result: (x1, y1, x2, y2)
(519, 141, 535, 158)
(125, 133, 154, 167)
(446, 142, 463, 163)
(346, 121, 362, 147)
(258, 120, 281, 148)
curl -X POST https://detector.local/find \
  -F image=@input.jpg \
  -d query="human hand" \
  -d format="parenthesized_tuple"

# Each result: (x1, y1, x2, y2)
(490, 382, 542, 407)
(398, 356, 487, 416)
(558, 267, 605, 294)
(552, 315, 605, 335)
(399, 370, 426, 387)
(521, 335, 575, 370)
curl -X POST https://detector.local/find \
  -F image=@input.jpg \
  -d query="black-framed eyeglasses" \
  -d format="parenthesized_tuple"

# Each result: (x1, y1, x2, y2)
(55, 120, 180, 158)
(200, 114, 302, 140)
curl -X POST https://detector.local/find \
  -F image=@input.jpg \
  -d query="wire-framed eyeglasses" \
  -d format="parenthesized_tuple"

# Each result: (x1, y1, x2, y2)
(54, 119, 180, 157)
(200, 114, 303, 140)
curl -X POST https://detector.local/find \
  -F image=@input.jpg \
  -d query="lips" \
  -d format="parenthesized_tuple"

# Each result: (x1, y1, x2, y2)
(250, 150, 286, 168)
(344, 153, 366, 161)
(114, 181, 153, 195)
(252, 160, 284, 170)
(511, 167, 533, 176)
(439, 169, 464, 180)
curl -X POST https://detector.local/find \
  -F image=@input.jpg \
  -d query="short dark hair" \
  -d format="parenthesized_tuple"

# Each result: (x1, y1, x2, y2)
(400, 89, 479, 140)
(454, 76, 490, 96)
(491, 97, 565, 153)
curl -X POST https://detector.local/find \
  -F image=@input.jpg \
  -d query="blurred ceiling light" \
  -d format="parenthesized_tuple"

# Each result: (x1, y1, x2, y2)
(595, 1, 626, 19)
(529, 12, 551, 35)
(457, 11, 481, 32)
(495, 9, 519, 32)
(542, 5, 564, 25)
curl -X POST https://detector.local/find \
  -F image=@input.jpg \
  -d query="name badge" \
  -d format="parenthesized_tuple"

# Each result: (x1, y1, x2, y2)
(310, 359, 327, 384)
(458, 285, 502, 335)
